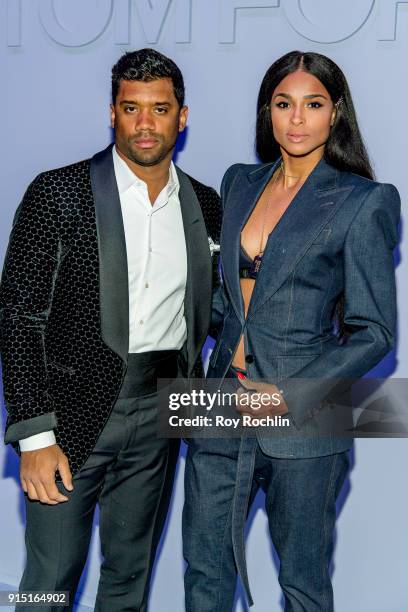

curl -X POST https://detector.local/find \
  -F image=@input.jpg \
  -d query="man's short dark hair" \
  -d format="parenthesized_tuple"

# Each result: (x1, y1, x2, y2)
(111, 48, 185, 108)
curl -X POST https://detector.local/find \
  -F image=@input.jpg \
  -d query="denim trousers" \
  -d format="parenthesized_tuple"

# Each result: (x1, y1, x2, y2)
(183, 435, 349, 612)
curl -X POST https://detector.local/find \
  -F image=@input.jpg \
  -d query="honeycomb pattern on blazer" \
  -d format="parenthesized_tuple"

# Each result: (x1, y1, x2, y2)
(0, 157, 221, 474)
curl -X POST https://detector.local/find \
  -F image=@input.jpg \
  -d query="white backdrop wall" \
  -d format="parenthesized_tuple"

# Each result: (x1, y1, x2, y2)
(1, 1, 407, 611)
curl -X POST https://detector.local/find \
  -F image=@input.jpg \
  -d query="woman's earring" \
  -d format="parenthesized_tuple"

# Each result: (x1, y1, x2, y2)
(331, 96, 343, 125)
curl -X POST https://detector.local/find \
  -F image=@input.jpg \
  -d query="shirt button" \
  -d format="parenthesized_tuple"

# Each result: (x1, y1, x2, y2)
(139, 320, 144, 325)
(145, 282, 149, 288)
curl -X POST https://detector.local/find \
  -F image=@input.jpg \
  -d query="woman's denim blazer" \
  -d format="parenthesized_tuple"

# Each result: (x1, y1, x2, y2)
(208, 158, 401, 458)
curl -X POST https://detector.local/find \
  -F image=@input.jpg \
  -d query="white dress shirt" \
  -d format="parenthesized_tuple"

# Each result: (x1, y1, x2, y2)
(113, 146, 187, 352)
(19, 147, 187, 452)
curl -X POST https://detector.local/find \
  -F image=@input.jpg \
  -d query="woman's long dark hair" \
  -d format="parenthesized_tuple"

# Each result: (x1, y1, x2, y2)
(256, 51, 374, 180)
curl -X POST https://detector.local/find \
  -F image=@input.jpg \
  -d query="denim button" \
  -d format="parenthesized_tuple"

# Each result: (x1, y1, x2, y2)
(245, 354, 254, 364)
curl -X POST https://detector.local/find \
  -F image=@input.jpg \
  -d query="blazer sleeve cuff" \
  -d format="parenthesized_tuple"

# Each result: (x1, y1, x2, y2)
(4, 412, 58, 445)
(279, 379, 322, 429)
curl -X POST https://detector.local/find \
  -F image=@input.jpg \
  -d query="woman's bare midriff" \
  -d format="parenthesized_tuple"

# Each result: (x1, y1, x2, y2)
(232, 278, 256, 369)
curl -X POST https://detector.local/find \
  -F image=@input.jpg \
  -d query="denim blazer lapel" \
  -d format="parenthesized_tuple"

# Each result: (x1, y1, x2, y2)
(220, 159, 281, 322)
(248, 157, 354, 318)
(90, 144, 129, 363)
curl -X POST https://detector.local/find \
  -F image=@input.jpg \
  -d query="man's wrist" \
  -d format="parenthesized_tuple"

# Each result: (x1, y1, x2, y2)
(19, 431, 57, 452)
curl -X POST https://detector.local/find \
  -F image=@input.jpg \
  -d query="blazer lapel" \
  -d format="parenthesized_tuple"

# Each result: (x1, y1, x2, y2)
(90, 144, 129, 363)
(176, 167, 212, 374)
(221, 159, 281, 322)
(248, 158, 354, 318)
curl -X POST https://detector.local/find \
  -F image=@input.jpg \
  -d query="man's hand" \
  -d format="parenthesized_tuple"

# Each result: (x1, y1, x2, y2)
(20, 444, 73, 505)
(235, 375, 289, 424)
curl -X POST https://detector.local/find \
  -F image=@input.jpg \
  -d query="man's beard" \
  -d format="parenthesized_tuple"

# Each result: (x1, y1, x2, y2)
(123, 132, 177, 167)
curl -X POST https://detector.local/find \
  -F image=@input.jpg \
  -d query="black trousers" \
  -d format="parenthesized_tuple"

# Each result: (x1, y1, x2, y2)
(19, 352, 180, 612)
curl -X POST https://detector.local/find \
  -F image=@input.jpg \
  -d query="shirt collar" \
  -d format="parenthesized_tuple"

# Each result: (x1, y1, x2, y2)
(112, 145, 179, 198)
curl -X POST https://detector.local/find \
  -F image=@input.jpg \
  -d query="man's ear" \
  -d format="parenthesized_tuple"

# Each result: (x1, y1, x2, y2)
(110, 103, 116, 129)
(179, 105, 189, 132)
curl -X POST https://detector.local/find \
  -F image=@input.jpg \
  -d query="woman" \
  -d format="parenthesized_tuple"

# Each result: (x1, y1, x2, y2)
(183, 51, 400, 611)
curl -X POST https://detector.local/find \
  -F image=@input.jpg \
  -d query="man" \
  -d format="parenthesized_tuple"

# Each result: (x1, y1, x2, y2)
(0, 48, 220, 611)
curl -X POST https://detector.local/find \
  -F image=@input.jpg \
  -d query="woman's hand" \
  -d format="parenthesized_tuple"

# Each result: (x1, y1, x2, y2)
(235, 375, 289, 424)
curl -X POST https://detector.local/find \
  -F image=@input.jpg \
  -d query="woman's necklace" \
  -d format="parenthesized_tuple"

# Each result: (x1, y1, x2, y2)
(249, 193, 271, 278)
(247, 163, 283, 279)
(280, 160, 301, 179)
